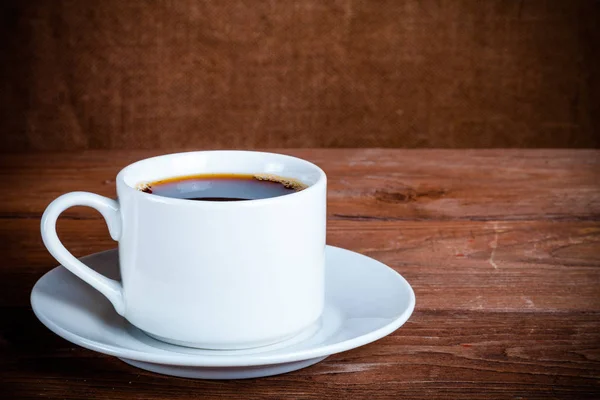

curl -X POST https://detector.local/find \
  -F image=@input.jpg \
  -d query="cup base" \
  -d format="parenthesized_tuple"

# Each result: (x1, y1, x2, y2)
(141, 321, 320, 351)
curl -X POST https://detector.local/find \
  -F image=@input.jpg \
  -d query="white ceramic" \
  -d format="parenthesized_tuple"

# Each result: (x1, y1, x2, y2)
(31, 246, 415, 379)
(40, 151, 327, 349)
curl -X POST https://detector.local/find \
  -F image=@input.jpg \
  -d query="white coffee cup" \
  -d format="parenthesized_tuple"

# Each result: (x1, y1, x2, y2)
(41, 151, 326, 349)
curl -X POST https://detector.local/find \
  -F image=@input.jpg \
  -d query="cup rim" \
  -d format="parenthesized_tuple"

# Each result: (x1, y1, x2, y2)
(116, 150, 326, 207)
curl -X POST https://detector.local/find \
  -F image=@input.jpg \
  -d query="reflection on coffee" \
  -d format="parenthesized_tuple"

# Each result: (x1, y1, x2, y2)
(137, 173, 307, 202)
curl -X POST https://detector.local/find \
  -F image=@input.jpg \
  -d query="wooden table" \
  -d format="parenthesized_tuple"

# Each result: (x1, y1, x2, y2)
(1, 149, 599, 399)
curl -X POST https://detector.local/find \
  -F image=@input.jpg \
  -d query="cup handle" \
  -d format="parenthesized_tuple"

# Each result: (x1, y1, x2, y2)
(41, 191, 125, 316)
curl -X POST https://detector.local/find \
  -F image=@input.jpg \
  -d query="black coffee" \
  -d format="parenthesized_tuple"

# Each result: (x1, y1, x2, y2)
(138, 173, 307, 202)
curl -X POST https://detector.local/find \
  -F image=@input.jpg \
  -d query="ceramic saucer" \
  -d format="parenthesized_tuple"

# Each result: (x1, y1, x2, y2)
(31, 246, 415, 379)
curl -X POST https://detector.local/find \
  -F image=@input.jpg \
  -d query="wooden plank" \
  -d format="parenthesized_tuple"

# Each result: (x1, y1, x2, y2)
(1, 149, 599, 220)
(2, 308, 599, 399)
(2, 218, 599, 312)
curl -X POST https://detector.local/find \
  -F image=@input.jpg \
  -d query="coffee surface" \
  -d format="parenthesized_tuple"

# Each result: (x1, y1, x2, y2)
(138, 173, 306, 201)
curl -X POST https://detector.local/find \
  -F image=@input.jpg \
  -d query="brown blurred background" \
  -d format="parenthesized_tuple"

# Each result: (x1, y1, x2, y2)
(1, 0, 599, 151)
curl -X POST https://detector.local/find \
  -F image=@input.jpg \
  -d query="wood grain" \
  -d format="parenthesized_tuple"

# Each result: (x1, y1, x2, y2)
(1, 149, 599, 219)
(1, 149, 599, 399)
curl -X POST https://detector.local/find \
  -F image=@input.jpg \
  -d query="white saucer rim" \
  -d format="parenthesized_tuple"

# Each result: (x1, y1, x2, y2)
(31, 245, 416, 367)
